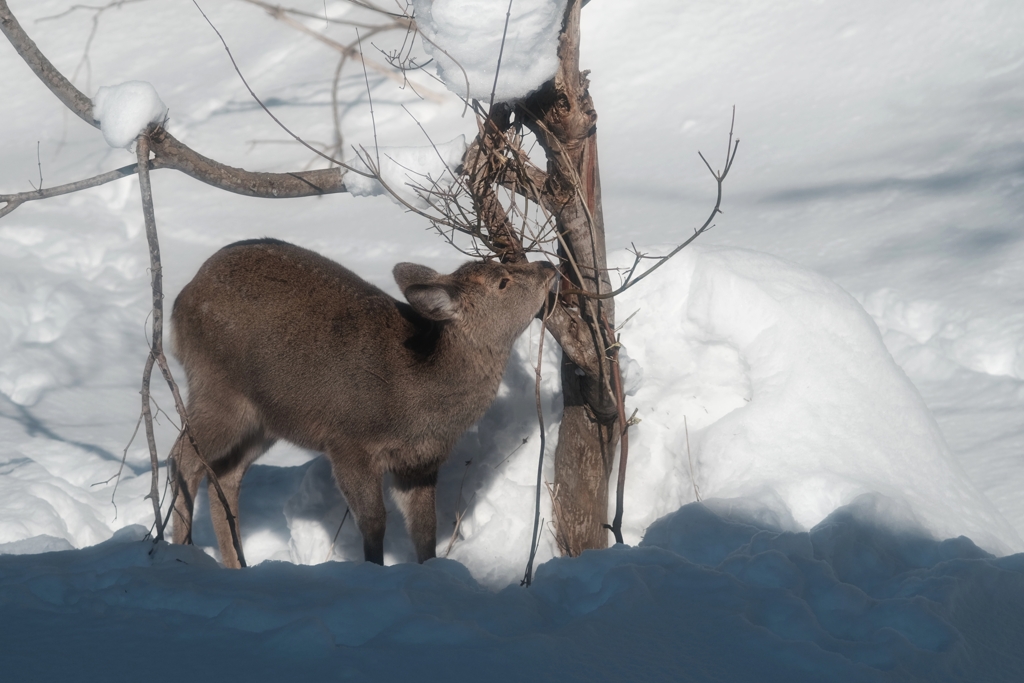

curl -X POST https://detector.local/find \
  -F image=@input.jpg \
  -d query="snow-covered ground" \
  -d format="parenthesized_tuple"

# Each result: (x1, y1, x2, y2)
(2, 0, 1023, 680)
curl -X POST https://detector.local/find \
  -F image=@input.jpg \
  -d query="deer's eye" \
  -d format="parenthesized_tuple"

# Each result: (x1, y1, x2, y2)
(498, 277, 511, 290)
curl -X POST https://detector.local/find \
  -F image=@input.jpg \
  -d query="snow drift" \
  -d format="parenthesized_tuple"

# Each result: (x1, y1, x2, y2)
(613, 245, 1022, 557)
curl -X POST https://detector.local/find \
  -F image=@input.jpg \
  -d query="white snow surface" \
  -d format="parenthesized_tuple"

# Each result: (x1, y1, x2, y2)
(412, 0, 567, 102)
(345, 135, 466, 209)
(613, 246, 1022, 558)
(2, 0, 1024, 680)
(91, 80, 167, 149)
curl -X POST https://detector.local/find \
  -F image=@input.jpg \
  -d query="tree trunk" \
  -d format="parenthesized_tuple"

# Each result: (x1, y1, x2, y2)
(521, 0, 619, 555)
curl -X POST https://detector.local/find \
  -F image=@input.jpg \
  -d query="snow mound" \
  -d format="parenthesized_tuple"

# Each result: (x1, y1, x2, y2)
(345, 135, 466, 209)
(92, 81, 167, 149)
(412, 0, 567, 102)
(614, 245, 1022, 556)
(2, 498, 1022, 681)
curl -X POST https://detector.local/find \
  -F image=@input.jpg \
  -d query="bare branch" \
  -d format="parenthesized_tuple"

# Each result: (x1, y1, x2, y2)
(561, 108, 739, 300)
(191, 0, 363, 172)
(238, 0, 445, 102)
(601, 312, 629, 545)
(1, 0, 97, 128)
(489, 0, 515, 110)
(1, 0, 355, 214)
(2, 160, 155, 217)
(522, 302, 551, 587)
(136, 130, 246, 561)
(135, 133, 167, 541)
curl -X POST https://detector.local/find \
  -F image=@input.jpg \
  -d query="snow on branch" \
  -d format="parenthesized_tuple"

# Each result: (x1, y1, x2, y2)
(0, 0, 349, 217)
(413, 0, 568, 102)
(93, 81, 167, 149)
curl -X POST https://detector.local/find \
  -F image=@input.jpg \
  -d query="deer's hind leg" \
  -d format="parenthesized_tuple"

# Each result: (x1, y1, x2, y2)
(326, 447, 387, 565)
(205, 429, 276, 568)
(170, 386, 267, 567)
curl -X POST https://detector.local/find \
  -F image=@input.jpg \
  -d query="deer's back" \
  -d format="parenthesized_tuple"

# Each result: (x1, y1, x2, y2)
(172, 239, 440, 454)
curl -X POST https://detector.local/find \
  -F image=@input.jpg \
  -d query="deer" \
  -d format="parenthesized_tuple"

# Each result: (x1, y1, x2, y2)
(168, 238, 557, 568)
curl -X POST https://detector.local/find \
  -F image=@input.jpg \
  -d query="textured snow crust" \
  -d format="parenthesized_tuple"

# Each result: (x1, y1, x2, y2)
(3, 498, 1022, 681)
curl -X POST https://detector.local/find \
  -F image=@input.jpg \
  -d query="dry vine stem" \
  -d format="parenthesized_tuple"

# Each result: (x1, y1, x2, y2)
(136, 132, 164, 538)
(134, 130, 245, 563)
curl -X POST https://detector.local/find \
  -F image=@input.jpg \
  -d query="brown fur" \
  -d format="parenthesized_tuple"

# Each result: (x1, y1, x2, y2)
(169, 238, 555, 567)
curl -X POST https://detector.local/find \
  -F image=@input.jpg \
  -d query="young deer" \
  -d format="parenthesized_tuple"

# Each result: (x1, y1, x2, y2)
(168, 238, 556, 567)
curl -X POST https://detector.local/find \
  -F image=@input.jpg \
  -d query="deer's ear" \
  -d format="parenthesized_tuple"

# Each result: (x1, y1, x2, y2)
(393, 263, 438, 291)
(403, 284, 460, 321)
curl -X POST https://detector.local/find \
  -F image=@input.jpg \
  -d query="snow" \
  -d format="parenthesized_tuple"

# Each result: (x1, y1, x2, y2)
(2, 0, 1024, 680)
(345, 135, 467, 209)
(412, 0, 568, 102)
(91, 80, 167, 149)
(2, 501, 1023, 680)
(613, 245, 1022, 558)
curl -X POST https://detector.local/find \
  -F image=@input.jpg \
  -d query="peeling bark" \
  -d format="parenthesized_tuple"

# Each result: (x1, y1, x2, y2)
(519, 0, 619, 554)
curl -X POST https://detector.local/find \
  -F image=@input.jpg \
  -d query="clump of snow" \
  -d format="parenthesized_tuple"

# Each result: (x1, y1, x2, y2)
(345, 135, 466, 209)
(412, 0, 568, 102)
(618, 346, 643, 396)
(91, 81, 167, 149)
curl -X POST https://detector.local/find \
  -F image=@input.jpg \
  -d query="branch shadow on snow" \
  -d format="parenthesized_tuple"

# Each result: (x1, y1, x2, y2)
(0, 390, 145, 475)
(760, 156, 1024, 205)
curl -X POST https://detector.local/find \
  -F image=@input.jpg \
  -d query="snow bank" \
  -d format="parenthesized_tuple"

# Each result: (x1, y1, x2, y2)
(412, 0, 567, 102)
(345, 135, 466, 209)
(92, 81, 167, 149)
(3, 500, 1022, 681)
(613, 245, 1022, 556)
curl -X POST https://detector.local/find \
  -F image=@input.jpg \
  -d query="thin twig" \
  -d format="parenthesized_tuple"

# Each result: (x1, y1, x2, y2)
(325, 506, 350, 562)
(136, 134, 165, 540)
(1, 160, 160, 218)
(356, 28, 380, 171)
(492, 437, 529, 468)
(136, 130, 246, 562)
(92, 411, 144, 526)
(190, 0, 363, 174)
(601, 313, 629, 545)
(561, 107, 739, 300)
(240, 0, 444, 101)
(522, 302, 552, 587)
(684, 415, 701, 502)
(488, 0, 514, 110)
(444, 458, 474, 557)
(31, 141, 43, 190)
